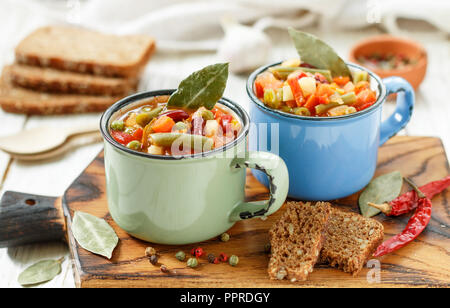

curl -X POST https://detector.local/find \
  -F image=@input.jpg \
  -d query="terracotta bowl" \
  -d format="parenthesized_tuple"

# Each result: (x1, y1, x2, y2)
(349, 35, 427, 90)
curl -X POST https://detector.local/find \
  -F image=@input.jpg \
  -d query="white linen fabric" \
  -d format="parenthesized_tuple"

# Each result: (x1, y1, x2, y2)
(0, 0, 449, 71)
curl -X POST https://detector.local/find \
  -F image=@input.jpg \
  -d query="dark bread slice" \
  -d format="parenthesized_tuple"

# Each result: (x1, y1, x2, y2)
(0, 67, 121, 115)
(268, 201, 331, 282)
(320, 207, 384, 276)
(15, 26, 155, 78)
(8, 64, 138, 96)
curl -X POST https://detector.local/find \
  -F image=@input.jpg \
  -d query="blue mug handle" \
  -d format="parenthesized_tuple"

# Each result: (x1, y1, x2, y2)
(379, 77, 415, 145)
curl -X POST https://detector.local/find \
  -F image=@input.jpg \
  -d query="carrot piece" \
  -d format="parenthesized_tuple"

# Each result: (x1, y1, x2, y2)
(303, 94, 318, 113)
(287, 77, 304, 106)
(151, 116, 175, 133)
(332, 76, 350, 86)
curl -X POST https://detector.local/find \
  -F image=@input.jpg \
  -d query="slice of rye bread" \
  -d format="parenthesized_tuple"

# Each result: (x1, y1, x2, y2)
(15, 26, 155, 78)
(268, 201, 331, 282)
(7, 64, 138, 96)
(0, 67, 121, 115)
(320, 207, 384, 276)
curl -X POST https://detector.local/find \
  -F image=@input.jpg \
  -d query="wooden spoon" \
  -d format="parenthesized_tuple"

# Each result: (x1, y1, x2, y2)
(0, 123, 99, 155)
(8, 131, 102, 161)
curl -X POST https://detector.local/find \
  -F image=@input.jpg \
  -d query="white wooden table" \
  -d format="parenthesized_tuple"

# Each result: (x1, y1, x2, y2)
(0, 26, 448, 287)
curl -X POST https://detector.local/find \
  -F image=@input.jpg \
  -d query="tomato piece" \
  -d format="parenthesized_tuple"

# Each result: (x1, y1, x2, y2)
(254, 72, 283, 98)
(132, 127, 143, 140)
(111, 130, 135, 146)
(285, 100, 297, 108)
(316, 83, 334, 97)
(354, 81, 370, 94)
(332, 76, 350, 86)
(355, 89, 377, 109)
(151, 116, 175, 133)
(220, 114, 233, 133)
(316, 95, 330, 105)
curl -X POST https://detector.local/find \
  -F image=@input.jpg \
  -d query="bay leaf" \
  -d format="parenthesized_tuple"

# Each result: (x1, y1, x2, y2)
(359, 171, 403, 217)
(167, 63, 229, 110)
(72, 211, 118, 259)
(18, 257, 64, 286)
(288, 27, 352, 79)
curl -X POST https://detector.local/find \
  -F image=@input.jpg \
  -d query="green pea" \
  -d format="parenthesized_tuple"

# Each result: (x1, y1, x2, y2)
(126, 140, 141, 150)
(175, 251, 186, 261)
(136, 113, 152, 127)
(110, 120, 125, 131)
(220, 232, 230, 242)
(228, 255, 239, 266)
(187, 257, 198, 268)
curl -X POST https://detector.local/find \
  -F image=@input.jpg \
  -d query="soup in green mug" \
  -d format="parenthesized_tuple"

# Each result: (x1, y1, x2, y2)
(100, 90, 289, 245)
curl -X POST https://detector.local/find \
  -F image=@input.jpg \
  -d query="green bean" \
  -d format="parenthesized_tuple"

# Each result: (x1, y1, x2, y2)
(293, 107, 311, 116)
(268, 66, 332, 82)
(173, 121, 188, 131)
(315, 102, 341, 115)
(264, 88, 281, 109)
(352, 71, 368, 83)
(150, 133, 213, 152)
(341, 92, 357, 105)
(280, 106, 293, 113)
(136, 106, 164, 127)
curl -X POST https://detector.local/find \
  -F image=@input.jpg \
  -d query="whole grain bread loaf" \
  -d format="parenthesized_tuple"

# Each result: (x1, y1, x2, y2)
(268, 201, 331, 282)
(320, 207, 384, 276)
(0, 67, 120, 115)
(7, 64, 138, 96)
(15, 26, 155, 78)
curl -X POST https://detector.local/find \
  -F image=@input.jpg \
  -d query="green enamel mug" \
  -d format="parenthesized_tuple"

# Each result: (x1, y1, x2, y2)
(100, 90, 289, 245)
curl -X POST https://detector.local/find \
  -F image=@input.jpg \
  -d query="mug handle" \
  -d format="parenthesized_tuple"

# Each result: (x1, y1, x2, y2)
(229, 151, 289, 222)
(379, 76, 415, 146)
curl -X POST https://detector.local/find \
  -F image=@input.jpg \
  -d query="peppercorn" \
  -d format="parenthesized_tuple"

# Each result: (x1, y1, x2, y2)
(190, 248, 196, 256)
(187, 258, 198, 268)
(264, 243, 271, 254)
(160, 265, 169, 273)
(145, 246, 157, 257)
(194, 247, 204, 257)
(220, 232, 230, 242)
(213, 257, 220, 264)
(229, 255, 239, 266)
(149, 254, 158, 265)
(207, 253, 216, 263)
(219, 252, 228, 262)
(175, 251, 186, 261)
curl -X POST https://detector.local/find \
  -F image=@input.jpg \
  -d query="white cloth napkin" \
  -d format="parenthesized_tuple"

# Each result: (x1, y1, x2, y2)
(1, 0, 449, 72)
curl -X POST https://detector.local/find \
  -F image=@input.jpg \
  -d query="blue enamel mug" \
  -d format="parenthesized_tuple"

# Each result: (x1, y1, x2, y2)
(247, 62, 414, 200)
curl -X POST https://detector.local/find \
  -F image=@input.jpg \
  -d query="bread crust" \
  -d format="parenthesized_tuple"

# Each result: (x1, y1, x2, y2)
(15, 26, 156, 78)
(0, 67, 121, 115)
(8, 64, 138, 96)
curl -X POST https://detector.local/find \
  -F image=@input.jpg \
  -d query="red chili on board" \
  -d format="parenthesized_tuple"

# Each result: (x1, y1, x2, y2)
(373, 178, 433, 257)
(368, 175, 450, 216)
(219, 252, 228, 262)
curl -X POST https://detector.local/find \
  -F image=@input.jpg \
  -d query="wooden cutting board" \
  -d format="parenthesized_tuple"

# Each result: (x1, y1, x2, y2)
(0, 136, 449, 287)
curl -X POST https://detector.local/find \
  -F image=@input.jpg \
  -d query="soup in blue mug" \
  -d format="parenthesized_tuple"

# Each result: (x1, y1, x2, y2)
(247, 62, 414, 200)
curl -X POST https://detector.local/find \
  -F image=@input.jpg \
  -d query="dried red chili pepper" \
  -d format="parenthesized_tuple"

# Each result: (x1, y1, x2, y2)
(373, 178, 432, 257)
(368, 175, 450, 216)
